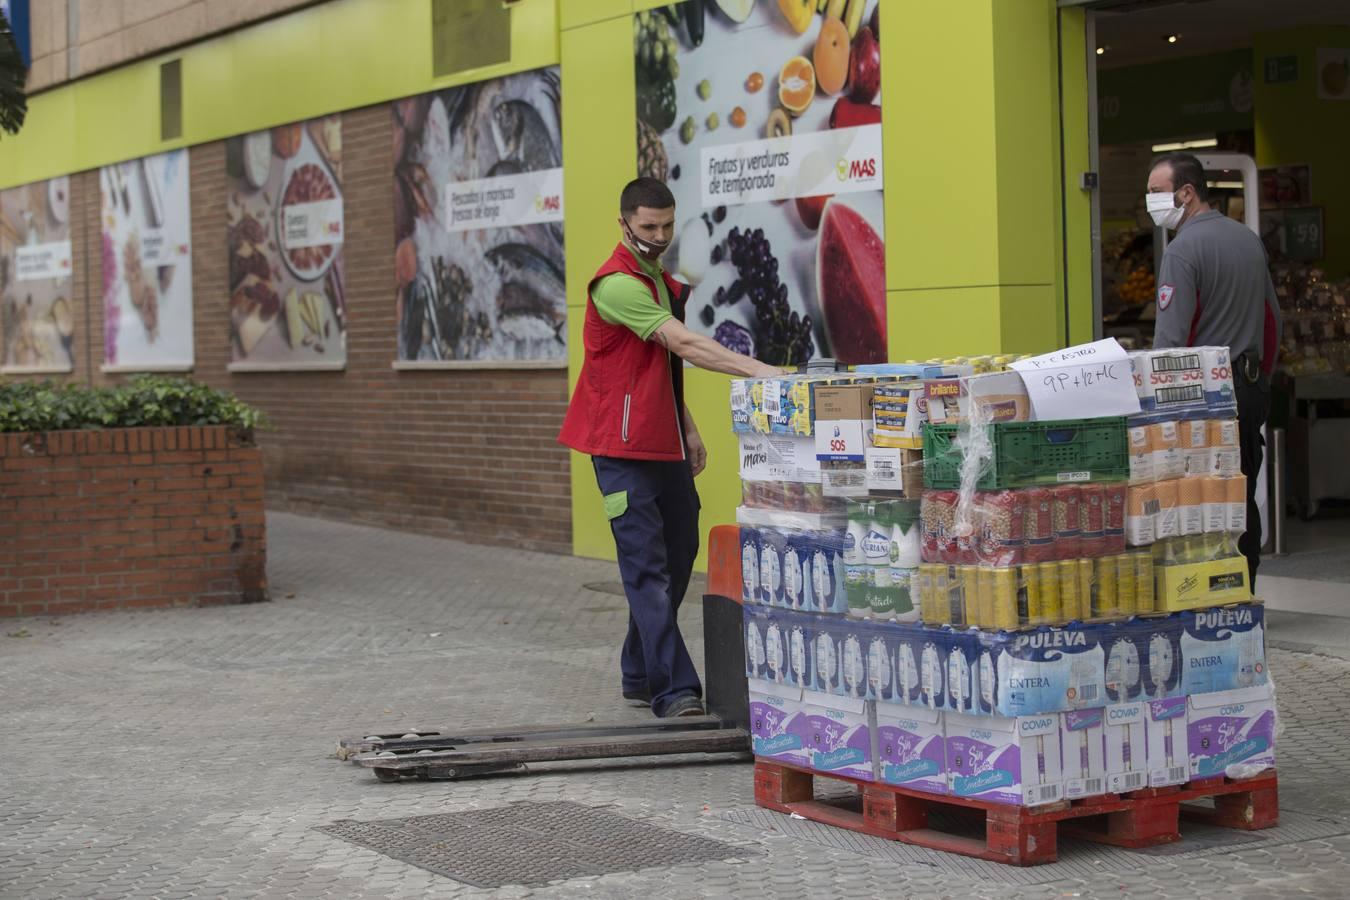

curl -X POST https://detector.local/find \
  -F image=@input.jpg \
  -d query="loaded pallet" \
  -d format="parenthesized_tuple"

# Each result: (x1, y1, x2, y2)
(754, 759, 1278, 866)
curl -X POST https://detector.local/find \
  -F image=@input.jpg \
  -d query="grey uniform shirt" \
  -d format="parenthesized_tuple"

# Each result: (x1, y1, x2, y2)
(1154, 210, 1282, 369)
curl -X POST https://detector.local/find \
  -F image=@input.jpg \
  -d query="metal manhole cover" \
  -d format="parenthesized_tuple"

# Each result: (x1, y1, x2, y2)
(317, 801, 750, 888)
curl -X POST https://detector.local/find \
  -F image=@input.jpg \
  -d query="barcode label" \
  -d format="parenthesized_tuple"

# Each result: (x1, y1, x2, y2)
(762, 381, 782, 416)
(1167, 766, 1187, 784)
(1152, 353, 1201, 373)
(1144, 499, 1161, 516)
(1156, 384, 1204, 405)
(1057, 471, 1091, 483)
(1078, 684, 1099, 702)
(1122, 772, 1146, 791)
(1084, 778, 1104, 796)
(730, 383, 748, 411)
(1031, 785, 1060, 803)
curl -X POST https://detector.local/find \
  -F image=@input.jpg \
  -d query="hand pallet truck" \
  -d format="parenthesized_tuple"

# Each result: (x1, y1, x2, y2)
(337, 527, 750, 782)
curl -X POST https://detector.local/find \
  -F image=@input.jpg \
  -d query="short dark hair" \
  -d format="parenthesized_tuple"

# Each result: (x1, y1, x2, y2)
(1150, 152, 1209, 203)
(620, 177, 675, 217)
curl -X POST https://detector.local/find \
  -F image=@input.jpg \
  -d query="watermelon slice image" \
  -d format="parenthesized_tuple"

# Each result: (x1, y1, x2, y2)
(816, 200, 887, 364)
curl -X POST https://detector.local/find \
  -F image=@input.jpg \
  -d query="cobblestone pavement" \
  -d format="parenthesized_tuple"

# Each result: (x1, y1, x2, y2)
(2, 512, 1349, 898)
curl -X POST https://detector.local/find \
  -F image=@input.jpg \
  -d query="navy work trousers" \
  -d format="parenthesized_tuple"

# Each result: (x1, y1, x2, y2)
(592, 456, 702, 716)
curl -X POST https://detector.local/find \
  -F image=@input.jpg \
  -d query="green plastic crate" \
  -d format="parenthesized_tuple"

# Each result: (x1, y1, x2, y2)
(922, 417, 1129, 489)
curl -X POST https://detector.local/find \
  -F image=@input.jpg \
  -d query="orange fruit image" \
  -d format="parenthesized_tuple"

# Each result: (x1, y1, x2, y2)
(814, 17, 850, 96)
(1322, 60, 1349, 97)
(778, 56, 816, 117)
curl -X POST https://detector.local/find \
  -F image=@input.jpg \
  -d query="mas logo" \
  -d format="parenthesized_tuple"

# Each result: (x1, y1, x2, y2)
(836, 157, 878, 183)
(535, 194, 561, 213)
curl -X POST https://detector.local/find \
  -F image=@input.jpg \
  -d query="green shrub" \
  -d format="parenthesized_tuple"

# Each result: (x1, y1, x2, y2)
(0, 376, 264, 434)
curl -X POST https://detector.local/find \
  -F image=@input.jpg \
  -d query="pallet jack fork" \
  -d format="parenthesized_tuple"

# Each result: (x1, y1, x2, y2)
(338, 527, 750, 782)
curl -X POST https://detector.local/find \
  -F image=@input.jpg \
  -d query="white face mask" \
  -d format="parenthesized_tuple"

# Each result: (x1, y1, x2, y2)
(1146, 191, 1185, 230)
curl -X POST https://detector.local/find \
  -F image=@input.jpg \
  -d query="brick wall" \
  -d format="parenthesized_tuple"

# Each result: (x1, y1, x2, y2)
(0, 425, 268, 617)
(9, 104, 573, 556)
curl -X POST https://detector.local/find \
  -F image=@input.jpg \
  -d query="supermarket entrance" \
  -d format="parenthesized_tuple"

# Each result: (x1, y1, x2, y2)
(1065, 0, 1350, 605)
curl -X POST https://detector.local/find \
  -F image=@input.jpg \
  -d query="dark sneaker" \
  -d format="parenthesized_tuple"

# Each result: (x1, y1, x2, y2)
(660, 695, 704, 718)
(622, 688, 652, 707)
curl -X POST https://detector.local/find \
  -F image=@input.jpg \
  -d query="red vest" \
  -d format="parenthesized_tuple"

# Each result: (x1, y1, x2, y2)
(558, 243, 690, 461)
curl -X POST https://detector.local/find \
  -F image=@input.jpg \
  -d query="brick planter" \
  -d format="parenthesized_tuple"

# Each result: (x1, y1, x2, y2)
(0, 426, 268, 617)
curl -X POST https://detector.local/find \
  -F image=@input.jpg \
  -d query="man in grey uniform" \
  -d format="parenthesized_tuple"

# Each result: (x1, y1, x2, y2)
(1146, 153, 1282, 585)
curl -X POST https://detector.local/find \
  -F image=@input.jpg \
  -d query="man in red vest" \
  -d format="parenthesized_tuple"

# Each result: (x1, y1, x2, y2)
(559, 177, 784, 717)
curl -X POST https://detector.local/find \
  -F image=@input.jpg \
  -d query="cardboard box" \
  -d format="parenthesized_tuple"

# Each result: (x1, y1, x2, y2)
(966, 371, 1032, 423)
(1145, 696, 1190, 787)
(749, 681, 810, 768)
(984, 623, 1108, 717)
(1104, 701, 1149, 794)
(1154, 555, 1250, 612)
(871, 381, 927, 450)
(864, 445, 925, 496)
(946, 711, 1064, 806)
(875, 704, 947, 795)
(816, 385, 875, 462)
(1187, 683, 1277, 780)
(1179, 604, 1268, 695)
(801, 690, 875, 781)
(1061, 708, 1108, 799)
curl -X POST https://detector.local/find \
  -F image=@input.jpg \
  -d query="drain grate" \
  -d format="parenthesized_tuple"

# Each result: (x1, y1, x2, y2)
(719, 804, 1350, 885)
(317, 801, 750, 888)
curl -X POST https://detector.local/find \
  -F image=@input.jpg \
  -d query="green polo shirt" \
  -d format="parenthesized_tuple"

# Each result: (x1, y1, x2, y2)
(592, 253, 673, 341)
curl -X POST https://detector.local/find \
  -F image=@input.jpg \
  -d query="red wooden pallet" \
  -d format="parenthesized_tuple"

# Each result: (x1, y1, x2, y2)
(754, 759, 1278, 866)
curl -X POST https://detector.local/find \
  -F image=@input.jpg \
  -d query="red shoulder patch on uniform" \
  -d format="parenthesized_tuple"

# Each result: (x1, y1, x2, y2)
(1158, 284, 1175, 311)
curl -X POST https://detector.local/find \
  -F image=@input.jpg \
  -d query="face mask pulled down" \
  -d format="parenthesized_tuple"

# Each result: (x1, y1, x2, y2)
(1146, 192, 1185, 230)
(622, 218, 670, 262)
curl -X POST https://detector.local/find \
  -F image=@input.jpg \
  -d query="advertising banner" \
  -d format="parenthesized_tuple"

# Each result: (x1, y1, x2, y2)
(394, 66, 565, 365)
(635, 1, 885, 366)
(1, 177, 74, 372)
(101, 149, 194, 370)
(225, 116, 346, 369)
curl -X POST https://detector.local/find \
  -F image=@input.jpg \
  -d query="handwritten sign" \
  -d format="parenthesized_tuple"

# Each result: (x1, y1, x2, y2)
(1009, 338, 1141, 421)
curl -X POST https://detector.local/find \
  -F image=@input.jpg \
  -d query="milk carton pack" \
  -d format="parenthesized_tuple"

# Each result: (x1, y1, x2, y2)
(946, 712, 1064, 807)
(888, 624, 925, 706)
(813, 615, 845, 695)
(763, 610, 791, 685)
(1187, 683, 1277, 780)
(975, 641, 999, 716)
(758, 528, 786, 606)
(864, 620, 897, 703)
(1061, 708, 1108, 799)
(945, 629, 980, 716)
(744, 604, 771, 682)
(917, 628, 949, 711)
(1139, 615, 1184, 700)
(801, 690, 874, 781)
(805, 528, 847, 614)
(1180, 604, 1267, 695)
(741, 526, 760, 604)
(784, 610, 815, 690)
(1103, 625, 1145, 705)
(983, 623, 1107, 717)
(1104, 701, 1149, 794)
(875, 704, 946, 795)
(1145, 696, 1190, 787)
(838, 617, 870, 701)
(749, 681, 811, 768)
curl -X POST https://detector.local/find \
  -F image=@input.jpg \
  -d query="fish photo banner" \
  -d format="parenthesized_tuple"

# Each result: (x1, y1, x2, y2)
(635, 0, 886, 367)
(394, 66, 566, 365)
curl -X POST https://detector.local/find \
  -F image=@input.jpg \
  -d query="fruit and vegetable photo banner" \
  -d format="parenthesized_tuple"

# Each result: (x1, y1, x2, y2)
(636, 0, 885, 366)
(225, 116, 347, 370)
(101, 150, 194, 371)
(1, 177, 75, 373)
(394, 66, 565, 366)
